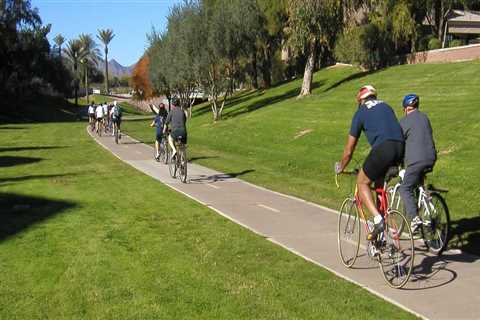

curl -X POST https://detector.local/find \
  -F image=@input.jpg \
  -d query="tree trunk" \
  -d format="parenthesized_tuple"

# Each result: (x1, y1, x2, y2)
(261, 47, 272, 88)
(74, 63, 78, 106)
(104, 47, 109, 94)
(299, 40, 316, 96)
(85, 67, 89, 103)
(251, 52, 258, 89)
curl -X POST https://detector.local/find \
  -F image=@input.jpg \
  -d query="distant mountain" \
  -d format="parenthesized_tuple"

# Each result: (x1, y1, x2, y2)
(98, 59, 135, 78)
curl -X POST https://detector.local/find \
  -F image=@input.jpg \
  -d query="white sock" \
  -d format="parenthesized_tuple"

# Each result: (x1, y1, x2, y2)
(374, 215, 383, 224)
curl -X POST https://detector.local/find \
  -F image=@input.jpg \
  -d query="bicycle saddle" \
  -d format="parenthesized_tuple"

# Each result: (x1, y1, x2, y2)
(384, 166, 399, 183)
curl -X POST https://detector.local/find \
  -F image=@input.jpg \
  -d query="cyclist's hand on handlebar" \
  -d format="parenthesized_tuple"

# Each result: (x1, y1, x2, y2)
(334, 161, 342, 174)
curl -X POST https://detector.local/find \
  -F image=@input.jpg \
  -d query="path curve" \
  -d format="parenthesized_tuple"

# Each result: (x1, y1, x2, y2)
(88, 127, 480, 320)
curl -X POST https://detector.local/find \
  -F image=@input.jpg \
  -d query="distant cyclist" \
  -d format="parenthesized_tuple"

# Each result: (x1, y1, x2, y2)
(110, 101, 122, 138)
(103, 102, 109, 131)
(164, 98, 187, 159)
(88, 102, 95, 128)
(150, 103, 167, 160)
(95, 103, 104, 133)
(399, 94, 437, 232)
(336, 85, 404, 240)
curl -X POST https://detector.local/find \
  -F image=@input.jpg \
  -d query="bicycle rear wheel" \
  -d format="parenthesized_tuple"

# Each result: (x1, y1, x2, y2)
(158, 140, 166, 163)
(114, 126, 119, 144)
(387, 185, 406, 234)
(168, 150, 177, 178)
(421, 193, 450, 255)
(178, 148, 187, 183)
(338, 198, 360, 268)
(378, 209, 414, 289)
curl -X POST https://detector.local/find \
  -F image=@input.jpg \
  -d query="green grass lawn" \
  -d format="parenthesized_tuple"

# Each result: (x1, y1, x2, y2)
(123, 61, 480, 255)
(0, 104, 416, 318)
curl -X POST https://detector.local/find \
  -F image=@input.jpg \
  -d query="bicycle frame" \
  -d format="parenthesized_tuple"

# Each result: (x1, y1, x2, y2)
(349, 178, 391, 235)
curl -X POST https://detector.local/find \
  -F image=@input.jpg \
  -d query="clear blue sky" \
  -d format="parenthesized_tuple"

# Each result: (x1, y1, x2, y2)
(32, 0, 182, 66)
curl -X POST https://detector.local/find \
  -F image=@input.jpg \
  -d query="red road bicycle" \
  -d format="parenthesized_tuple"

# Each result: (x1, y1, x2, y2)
(336, 166, 415, 289)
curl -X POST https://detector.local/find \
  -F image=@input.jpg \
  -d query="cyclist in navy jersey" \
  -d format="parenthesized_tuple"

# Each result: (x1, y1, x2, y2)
(336, 85, 405, 240)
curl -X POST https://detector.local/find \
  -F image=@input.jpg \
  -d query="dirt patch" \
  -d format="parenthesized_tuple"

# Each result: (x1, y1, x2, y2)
(438, 145, 456, 155)
(294, 129, 314, 139)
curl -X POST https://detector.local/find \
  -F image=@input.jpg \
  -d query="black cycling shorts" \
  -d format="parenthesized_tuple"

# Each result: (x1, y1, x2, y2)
(363, 140, 404, 182)
(171, 128, 187, 144)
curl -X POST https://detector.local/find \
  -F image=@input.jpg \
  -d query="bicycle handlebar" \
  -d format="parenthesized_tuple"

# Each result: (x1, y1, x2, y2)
(335, 169, 359, 188)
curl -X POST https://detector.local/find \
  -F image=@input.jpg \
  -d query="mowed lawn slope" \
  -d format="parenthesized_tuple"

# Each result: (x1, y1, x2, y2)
(124, 61, 480, 255)
(0, 115, 415, 317)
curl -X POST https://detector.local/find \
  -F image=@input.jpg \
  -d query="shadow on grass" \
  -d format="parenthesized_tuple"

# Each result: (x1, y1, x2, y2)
(0, 156, 43, 168)
(0, 146, 69, 153)
(0, 173, 76, 186)
(223, 87, 301, 120)
(0, 192, 77, 242)
(1, 95, 86, 124)
(190, 169, 255, 184)
(449, 215, 480, 256)
(0, 126, 27, 130)
(323, 70, 377, 92)
(189, 156, 219, 162)
(192, 90, 261, 118)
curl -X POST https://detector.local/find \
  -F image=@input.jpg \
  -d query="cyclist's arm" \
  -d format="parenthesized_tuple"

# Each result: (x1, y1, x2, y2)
(163, 113, 171, 133)
(339, 135, 358, 172)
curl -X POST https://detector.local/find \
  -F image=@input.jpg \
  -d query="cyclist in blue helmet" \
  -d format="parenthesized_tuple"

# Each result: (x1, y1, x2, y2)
(399, 94, 437, 232)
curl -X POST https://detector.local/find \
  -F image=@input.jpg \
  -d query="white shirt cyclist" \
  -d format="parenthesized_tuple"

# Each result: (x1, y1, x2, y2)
(95, 106, 104, 118)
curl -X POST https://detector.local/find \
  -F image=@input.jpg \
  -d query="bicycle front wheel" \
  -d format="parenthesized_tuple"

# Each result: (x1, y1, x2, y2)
(338, 198, 360, 268)
(378, 209, 414, 289)
(421, 193, 450, 255)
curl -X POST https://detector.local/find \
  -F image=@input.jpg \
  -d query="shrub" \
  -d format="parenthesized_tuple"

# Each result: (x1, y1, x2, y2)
(428, 38, 442, 50)
(449, 39, 465, 48)
(334, 24, 395, 70)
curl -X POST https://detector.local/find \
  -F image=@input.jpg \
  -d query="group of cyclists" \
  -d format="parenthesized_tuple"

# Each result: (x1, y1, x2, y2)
(336, 85, 437, 241)
(88, 100, 123, 138)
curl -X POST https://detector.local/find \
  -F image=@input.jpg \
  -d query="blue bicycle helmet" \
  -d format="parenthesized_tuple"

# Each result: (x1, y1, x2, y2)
(402, 94, 419, 108)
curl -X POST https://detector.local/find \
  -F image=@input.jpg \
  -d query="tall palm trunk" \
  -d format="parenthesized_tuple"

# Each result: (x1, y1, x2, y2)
(104, 47, 109, 94)
(74, 61, 78, 106)
(85, 66, 89, 103)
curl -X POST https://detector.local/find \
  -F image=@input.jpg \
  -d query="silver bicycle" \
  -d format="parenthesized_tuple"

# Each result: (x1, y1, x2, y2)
(388, 168, 450, 255)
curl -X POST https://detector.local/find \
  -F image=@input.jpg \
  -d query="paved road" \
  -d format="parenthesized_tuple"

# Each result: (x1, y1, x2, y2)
(89, 128, 480, 320)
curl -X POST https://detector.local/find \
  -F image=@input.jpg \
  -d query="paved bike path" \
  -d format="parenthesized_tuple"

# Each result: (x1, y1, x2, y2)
(89, 128, 480, 320)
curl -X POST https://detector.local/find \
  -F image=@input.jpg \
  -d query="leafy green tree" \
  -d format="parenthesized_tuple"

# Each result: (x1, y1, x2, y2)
(256, 0, 287, 88)
(97, 29, 115, 94)
(286, 0, 344, 96)
(0, 0, 72, 104)
(147, 30, 173, 108)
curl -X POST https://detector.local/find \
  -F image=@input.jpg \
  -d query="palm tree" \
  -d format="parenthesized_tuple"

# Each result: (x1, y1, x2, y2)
(53, 34, 65, 58)
(63, 39, 86, 106)
(97, 29, 115, 95)
(79, 34, 101, 103)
